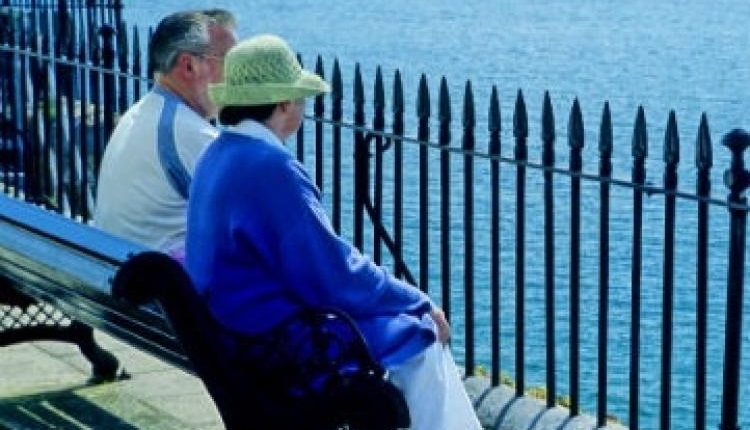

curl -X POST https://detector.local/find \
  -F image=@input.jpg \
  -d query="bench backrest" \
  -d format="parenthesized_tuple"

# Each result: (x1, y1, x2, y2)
(0, 194, 190, 368)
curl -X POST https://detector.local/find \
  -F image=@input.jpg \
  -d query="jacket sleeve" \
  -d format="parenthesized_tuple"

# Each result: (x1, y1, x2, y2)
(241, 156, 433, 318)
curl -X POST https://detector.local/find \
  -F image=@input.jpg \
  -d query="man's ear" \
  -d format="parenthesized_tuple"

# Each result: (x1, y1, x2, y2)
(174, 52, 197, 77)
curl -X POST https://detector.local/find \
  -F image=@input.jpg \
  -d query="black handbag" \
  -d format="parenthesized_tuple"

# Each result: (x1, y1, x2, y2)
(232, 309, 411, 430)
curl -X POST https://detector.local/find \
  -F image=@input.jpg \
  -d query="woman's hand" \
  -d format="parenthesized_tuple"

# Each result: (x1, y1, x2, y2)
(429, 307, 451, 344)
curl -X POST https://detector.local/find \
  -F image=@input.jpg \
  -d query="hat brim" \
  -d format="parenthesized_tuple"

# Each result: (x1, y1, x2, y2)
(209, 71, 331, 106)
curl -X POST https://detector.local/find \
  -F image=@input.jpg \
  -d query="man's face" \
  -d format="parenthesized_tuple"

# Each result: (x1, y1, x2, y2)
(197, 23, 238, 118)
(205, 24, 238, 83)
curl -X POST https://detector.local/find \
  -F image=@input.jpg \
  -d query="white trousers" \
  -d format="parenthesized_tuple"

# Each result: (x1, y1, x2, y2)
(388, 343, 482, 430)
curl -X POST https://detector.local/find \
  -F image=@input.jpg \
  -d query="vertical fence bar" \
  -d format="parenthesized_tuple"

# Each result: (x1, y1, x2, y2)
(353, 64, 366, 251)
(330, 60, 342, 233)
(295, 54, 304, 162)
(20, 6, 32, 200)
(372, 67, 385, 265)
(85, 0, 95, 56)
(53, 0, 67, 212)
(11, 8, 22, 198)
(112, 0, 122, 48)
(629, 106, 647, 430)
(116, 20, 128, 114)
(392, 70, 404, 279)
(314, 56, 324, 191)
(597, 101, 612, 426)
(0, 4, 11, 194)
(488, 85, 501, 386)
(660, 110, 679, 430)
(0, 9, 9, 193)
(541, 91, 557, 407)
(132, 26, 141, 100)
(89, 19, 103, 189)
(36, 3, 55, 204)
(438, 77, 451, 317)
(100, 25, 115, 145)
(694, 113, 711, 430)
(40, 1, 53, 208)
(64, 10, 80, 218)
(417, 74, 429, 293)
(0, 7, 7, 192)
(513, 89, 528, 396)
(146, 26, 155, 89)
(719, 128, 749, 430)
(28, 3, 43, 203)
(462, 80, 475, 375)
(567, 93, 583, 416)
(77, 6, 90, 220)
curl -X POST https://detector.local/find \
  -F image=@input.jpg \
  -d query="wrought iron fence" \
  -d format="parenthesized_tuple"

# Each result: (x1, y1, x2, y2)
(0, 2, 748, 429)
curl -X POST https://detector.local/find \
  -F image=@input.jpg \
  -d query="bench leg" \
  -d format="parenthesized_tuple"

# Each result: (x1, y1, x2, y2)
(1, 300, 129, 383)
(69, 321, 129, 383)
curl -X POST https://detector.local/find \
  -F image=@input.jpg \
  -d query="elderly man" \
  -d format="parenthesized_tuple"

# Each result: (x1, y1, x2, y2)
(185, 34, 482, 430)
(94, 10, 237, 255)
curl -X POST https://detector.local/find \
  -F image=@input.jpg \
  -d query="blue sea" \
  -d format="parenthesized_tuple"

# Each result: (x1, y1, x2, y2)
(122, 1, 750, 428)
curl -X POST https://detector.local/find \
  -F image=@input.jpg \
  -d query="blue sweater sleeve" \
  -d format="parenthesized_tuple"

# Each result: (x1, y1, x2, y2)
(242, 155, 432, 318)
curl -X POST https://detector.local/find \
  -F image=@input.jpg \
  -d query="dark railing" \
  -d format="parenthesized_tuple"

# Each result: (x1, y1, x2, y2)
(1, 3, 748, 429)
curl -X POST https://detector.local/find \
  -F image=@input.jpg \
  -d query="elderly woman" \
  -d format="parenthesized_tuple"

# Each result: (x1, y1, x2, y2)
(185, 34, 481, 430)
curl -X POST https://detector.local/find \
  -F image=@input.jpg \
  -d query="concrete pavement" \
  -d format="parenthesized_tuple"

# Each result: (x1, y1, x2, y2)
(1, 331, 630, 430)
(0, 331, 223, 430)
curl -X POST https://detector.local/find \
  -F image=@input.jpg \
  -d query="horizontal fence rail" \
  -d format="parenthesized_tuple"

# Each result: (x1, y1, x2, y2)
(1, 3, 749, 429)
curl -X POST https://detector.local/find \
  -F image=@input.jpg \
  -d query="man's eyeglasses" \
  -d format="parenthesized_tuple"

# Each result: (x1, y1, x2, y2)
(187, 51, 225, 64)
(200, 53, 224, 62)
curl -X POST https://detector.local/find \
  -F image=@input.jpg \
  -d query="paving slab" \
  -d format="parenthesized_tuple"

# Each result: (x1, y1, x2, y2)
(0, 332, 223, 430)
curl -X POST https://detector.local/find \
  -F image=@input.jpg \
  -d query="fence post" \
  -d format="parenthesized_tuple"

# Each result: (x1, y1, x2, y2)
(352, 64, 366, 251)
(567, 94, 583, 417)
(100, 24, 115, 143)
(719, 128, 750, 430)
(488, 85, 501, 386)
(695, 113, 712, 430)
(314, 56, 324, 192)
(629, 105, 648, 430)
(542, 91, 557, 409)
(330, 60, 342, 233)
(597, 101, 613, 427)
(661, 110, 680, 430)
(416, 74, 429, 293)
(438, 77, 451, 318)
(462, 80, 475, 376)
(294, 54, 304, 162)
(372, 67, 385, 264)
(392, 70, 404, 279)
(513, 89, 528, 396)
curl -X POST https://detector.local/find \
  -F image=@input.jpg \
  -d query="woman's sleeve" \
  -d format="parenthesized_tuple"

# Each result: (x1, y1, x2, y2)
(246, 157, 433, 318)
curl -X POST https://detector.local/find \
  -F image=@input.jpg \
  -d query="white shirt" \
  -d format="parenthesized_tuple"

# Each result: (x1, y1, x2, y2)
(94, 87, 217, 252)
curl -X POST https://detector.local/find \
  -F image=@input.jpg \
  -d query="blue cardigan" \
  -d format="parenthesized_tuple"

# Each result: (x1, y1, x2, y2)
(185, 121, 436, 367)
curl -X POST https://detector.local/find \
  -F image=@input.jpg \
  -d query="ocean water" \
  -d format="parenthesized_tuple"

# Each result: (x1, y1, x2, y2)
(121, 1, 750, 428)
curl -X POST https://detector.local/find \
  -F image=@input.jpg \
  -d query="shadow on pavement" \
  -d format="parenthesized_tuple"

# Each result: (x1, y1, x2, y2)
(0, 386, 139, 430)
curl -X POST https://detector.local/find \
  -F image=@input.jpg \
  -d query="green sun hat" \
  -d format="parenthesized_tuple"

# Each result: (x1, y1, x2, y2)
(209, 34, 330, 106)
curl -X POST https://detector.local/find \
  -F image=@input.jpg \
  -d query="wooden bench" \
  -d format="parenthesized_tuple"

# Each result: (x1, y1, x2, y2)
(0, 194, 409, 430)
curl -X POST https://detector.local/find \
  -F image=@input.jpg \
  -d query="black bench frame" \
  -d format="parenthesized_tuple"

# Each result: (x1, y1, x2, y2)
(0, 194, 189, 374)
(0, 194, 409, 430)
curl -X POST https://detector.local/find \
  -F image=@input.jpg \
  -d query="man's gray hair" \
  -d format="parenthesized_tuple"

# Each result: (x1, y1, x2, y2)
(148, 11, 213, 74)
(201, 8, 236, 29)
